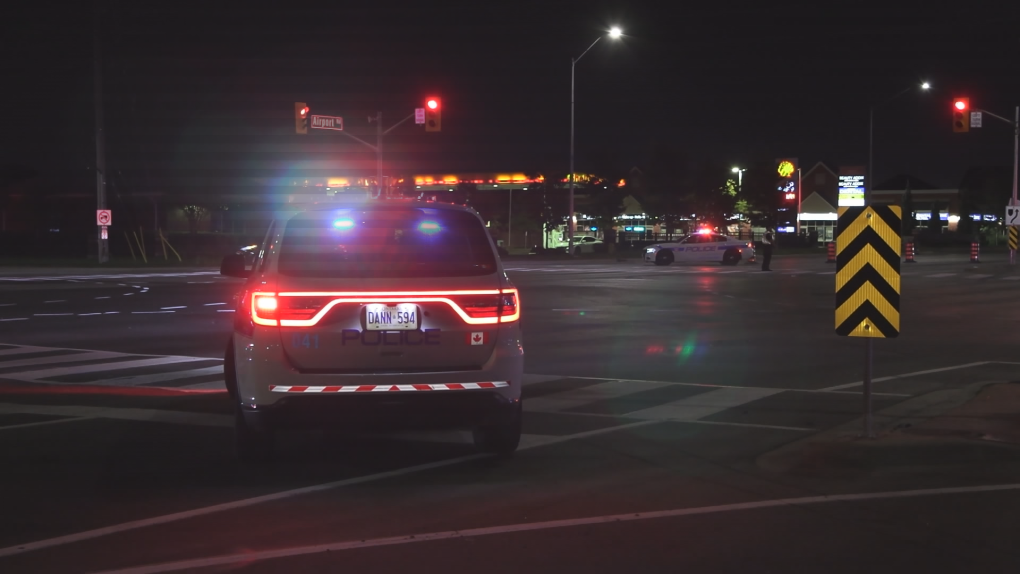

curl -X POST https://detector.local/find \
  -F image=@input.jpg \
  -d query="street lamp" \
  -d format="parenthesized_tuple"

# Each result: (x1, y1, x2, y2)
(868, 81, 930, 204)
(731, 167, 745, 192)
(568, 27, 622, 256)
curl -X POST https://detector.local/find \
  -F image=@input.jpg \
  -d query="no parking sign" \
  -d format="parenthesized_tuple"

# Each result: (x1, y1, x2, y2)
(96, 210, 112, 226)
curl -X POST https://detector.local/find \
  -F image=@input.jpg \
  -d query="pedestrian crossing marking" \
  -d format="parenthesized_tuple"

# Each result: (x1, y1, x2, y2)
(835, 206, 901, 338)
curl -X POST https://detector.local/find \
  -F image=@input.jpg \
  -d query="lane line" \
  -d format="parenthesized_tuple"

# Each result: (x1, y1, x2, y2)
(43, 300, 67, 303)
(0, 403, 231, 428)
(93, 482, 1020, 574)
(527, 374, 911, 397)
(818, 362, 992, 391)
(33, 313, 74, 317)
(95, 296, 111, 300)
(103, 365, 224, 387)
(131, 311, 174, 315)
(2, 356, 209, 382)
(203, 302, 227, 306)
(0, 416, 92, 432)
(0, 318, 28, 322)
(160, 306, 187, 310)
(0, 419, 656, 559)
(0, 350, 126, 369)
(216, 309, 235, 313)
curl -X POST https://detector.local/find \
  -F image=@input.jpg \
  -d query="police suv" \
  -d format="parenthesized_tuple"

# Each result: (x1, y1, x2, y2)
(643, 231, 754, 266)
(220, 198, 523, 461)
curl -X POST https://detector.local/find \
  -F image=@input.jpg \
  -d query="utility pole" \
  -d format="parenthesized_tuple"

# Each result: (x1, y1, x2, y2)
(354, 111, 414, 198)
(93, 7, 109, 263)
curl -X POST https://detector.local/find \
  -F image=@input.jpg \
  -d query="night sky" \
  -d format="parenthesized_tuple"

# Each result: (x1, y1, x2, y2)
(4, 1, 1019, 194)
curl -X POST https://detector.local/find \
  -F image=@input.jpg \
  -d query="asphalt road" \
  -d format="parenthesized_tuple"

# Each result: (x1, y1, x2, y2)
(0, 255, 1019, 573)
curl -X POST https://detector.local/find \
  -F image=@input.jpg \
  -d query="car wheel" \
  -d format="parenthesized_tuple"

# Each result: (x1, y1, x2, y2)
(654, 250, 674, 266)
(722, 249, 741, 266)
(224, 337, 237, 399)
(235, 406, 275, 463)
(473, 403, 522, 457)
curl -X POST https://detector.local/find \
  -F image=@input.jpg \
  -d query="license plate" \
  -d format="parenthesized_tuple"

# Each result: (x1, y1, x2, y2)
(365, 303, 419, 330)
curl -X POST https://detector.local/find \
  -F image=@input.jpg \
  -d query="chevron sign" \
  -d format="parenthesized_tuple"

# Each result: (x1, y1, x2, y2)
(835, 206, 902, 338)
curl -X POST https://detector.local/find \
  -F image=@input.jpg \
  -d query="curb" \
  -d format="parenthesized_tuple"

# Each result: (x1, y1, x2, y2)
(756, 380, 1007, 475)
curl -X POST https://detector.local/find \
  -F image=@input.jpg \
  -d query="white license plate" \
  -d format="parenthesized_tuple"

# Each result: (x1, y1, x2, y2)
(365, 303, 419, 330)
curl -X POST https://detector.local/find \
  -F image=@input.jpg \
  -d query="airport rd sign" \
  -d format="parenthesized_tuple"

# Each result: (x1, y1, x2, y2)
(835, 206, 902, 338)
(310, 115, 343, 131)
(96, 210, 112, 226)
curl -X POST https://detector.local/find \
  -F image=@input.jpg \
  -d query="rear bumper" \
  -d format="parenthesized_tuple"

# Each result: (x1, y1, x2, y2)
(233, 323, 524, 430)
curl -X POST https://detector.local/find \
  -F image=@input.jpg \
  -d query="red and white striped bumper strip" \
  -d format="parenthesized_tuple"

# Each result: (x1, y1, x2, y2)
(269, 382, 509, 393)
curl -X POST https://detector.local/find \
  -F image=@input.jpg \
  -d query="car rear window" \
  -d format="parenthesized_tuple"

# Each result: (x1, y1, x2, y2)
(277, 207, 498, 278)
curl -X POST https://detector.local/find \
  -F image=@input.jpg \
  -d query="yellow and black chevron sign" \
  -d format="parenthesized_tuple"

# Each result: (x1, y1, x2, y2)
(1009, 226, 1018, 251)
(836, 206, 902, 338)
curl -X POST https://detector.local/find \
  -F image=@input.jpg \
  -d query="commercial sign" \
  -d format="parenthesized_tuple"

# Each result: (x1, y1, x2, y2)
(838, 166, 866, 207)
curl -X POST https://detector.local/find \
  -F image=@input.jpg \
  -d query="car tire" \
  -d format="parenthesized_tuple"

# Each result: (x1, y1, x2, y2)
(235, 406, 275, 463)
(722, 249, 741, 266)
(654, 250, 674, 266)
(473, 403, 522, 457)
(224, 337, 237, 399)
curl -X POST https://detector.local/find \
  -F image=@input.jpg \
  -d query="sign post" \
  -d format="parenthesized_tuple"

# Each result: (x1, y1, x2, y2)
(836, 205, 902, 438)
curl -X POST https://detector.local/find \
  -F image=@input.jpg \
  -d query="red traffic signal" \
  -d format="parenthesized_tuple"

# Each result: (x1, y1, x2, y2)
(425, 97, 442, 132)
(295, 102, 309, 134)
(953, 98, 969, 132)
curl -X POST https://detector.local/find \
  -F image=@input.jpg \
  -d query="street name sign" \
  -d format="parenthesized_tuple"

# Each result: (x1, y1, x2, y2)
(415, 108, 425, 125)
(836, 206, 901, 338)
(970, 111, 983, 128)
(310, 115, 343, 131)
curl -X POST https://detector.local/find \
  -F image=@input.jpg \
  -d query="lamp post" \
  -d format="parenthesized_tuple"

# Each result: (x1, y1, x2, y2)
(569, 26, 622, 256)
(731, 167, 745, 193)
(868, 81, 930, 204)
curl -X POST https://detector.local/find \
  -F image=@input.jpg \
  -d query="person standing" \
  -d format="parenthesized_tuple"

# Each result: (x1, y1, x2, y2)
(761, 229, 774, 271)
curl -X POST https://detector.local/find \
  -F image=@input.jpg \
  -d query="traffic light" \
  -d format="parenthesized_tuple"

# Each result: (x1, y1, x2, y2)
(295, 102, 309, 134)
(952, 98, 969, 132)
(425, 97, 441, 132)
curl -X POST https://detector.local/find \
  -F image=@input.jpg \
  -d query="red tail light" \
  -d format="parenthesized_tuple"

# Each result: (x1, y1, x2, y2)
(249, 289, 522, 328)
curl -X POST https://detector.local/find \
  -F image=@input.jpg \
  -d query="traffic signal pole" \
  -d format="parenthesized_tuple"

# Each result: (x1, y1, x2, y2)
(93, 7, 109, 263)
(974, 106, 1019, 263)
(341, 112, 414, 197)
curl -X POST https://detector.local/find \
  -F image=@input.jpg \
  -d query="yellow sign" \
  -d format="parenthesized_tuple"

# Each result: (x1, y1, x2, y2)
(777, 160, 796, 178)
(835, 206, 902, 338)
(1010, 226, 1018, 251)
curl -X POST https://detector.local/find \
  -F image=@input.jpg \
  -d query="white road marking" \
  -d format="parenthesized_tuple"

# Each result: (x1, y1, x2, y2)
(33, 313, 73, 317)
(623, 387, 784, 421)
(0, 350, 125, 369)
(0, 346, 55, 356)
(0, 318, 28, 322)
(1001, 276, 1020, 280)
(95, 296, 111, 299)
(78, 313, 102, 316)
(203, 302, 227, 306)
(131, 311, 174, 314)
(104, 311, 120, 315)
(524, 380, 665, 413)
(529, 374, 911, 397)
(104, 365, 223, 387)
(91, 483, 1020, 574)
(965, 274, 993, 279)
(123, 293, 134, 296)
(216, 309, 235, 313)
(0, 419, 657, 559)
(924, 273, 957, 278)
(818, 361, 992, 391)
(2, 356, 207, 382)
(43, 300, 67, 303)
(160, 306, 186, 310)
(0, 303, 16, 307)
(0, 416, 92, 432)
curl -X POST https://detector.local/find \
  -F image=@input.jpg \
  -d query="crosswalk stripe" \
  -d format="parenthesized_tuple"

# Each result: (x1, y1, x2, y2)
(103, 365, 224, 387)
(6, 356, 207, 382)
(0, 351, 127, 370)
(622, 387, 783, 420)
(524, 380, 666, 413)
(0, 346, 58, 357)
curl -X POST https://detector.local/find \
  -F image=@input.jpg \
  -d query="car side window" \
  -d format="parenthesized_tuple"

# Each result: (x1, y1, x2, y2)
(255, 222, 276, 273)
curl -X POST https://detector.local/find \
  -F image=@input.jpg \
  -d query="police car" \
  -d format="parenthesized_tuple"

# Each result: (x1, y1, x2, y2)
(643, 230, 754, 266)
(220, 198, 523, 461)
